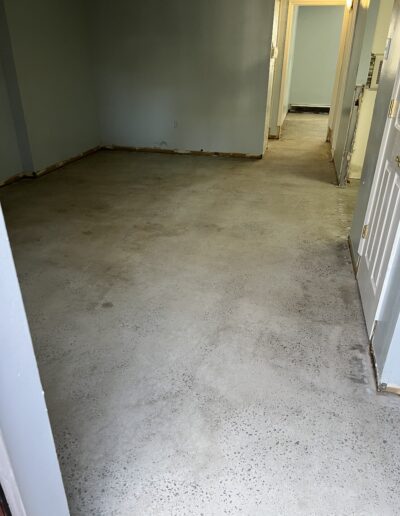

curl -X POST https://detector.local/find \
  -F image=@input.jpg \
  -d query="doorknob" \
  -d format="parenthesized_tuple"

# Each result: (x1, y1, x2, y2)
(396, 156, 400, 167)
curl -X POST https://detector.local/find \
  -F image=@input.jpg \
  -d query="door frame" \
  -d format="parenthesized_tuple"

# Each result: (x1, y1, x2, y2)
(357, 65, 400, 259)
(263, 0, 281, 153)
(356, 59, 400, 387)
(276, 0, 347, 133)
(350, 0, 400, 263)
(0, 206, 70, 516)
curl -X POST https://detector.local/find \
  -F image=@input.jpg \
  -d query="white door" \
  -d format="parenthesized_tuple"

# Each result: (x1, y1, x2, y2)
(0, 206, 69, 516)
(357, 64, 400, 337)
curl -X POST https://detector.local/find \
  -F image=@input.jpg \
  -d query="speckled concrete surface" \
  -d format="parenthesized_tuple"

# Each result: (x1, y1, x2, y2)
(1, 114, 400, 515)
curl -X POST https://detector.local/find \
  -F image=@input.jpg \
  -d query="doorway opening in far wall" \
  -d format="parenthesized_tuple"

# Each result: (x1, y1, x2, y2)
(284, 4, 344, 136)
(267, 0, 395, 187)
(266, 0, 346, 148)
(275, 3, 345, 167)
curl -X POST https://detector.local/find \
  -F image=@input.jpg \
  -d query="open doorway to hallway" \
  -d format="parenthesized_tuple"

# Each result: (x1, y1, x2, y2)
(267, 0, 394, 186)
(267, 0, 346, 145)
(282, 4, 344, 140)
(276, 3, 344, 176)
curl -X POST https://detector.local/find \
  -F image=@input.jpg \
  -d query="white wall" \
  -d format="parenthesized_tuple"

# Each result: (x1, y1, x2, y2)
(89, 0, 275, 156)
(3, 0, 99, 172)
(375, 240, 400, 387)
(289, 6, 344, 108)
(356, 0, 380, 85)
(349, 0, 394, 179)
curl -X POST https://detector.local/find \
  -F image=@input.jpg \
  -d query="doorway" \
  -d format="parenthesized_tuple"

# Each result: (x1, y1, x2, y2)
(268, 0, 400, 390)
(283, 5, 344, 135)
(281, 4, 345, 148)
(268, 0, 346, 142)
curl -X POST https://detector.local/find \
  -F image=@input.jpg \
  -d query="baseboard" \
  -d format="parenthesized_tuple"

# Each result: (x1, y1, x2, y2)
(34, 146, 102, 178)
(369, 341, 400, 395)
(0, 146, 101, 188)
(0, 172, 25, 188)
(104, 144, 262, 160)
(289, 105, 330, 114)
(1, 143, 262, 189)
(383, 384, 400, 395)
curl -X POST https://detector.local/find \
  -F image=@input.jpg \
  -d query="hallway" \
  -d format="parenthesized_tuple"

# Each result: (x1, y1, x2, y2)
(1, 114, 400, 515)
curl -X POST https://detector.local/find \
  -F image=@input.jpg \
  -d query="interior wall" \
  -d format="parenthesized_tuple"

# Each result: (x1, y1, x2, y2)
(3, 0, 99, 172)
(350, 0, 400, 258)
(0, 63, 21, 183)
(356, 0, 380, 85)
(289, 6, 343, 108)
(331, 0, 370, 183)
(88, 0, 275, 156)
(349, 0, 394, 179)
(374, 240, 400, 387)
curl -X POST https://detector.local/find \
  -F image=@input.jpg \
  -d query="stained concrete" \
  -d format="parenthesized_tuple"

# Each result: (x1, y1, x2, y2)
(1, 113, 400, 515)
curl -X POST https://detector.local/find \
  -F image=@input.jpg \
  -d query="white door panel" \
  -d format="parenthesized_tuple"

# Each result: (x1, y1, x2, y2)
(0, 206, 69, 515)
(357, 66, 400, 336)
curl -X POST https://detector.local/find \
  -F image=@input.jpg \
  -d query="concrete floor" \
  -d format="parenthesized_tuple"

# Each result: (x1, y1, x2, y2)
(1, 113, 400, 515)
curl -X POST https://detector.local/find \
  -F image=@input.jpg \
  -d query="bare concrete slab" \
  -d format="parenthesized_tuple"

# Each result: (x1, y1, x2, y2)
(1, 114, 400, 515)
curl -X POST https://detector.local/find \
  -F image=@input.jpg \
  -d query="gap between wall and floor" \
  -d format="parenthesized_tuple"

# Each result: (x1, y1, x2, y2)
(0, 145, 263, 188)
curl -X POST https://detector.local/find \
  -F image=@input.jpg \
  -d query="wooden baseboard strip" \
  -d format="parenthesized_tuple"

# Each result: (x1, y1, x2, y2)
(34, 146, 102, 178)
(0, 146, 101, 188)
(0, 172, 26, 188)
(1, 143, 262, 189)
(104, 144, 262, 160)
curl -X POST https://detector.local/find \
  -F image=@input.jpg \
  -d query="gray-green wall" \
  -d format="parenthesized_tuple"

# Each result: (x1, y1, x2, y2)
(1, 0, 99, 175)
(0, 63, 21, 182)
(289, 6, 344, 108)
(89, 0, 275, 156)
(1, 0, 276, 183)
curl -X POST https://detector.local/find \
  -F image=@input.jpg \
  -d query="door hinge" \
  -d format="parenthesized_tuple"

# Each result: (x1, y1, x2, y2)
(362, 224, 369, 239)
(388, 99, 399, 118)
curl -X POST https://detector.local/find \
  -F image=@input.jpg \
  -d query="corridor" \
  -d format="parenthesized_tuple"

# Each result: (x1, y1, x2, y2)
(1, 114, 400, 514)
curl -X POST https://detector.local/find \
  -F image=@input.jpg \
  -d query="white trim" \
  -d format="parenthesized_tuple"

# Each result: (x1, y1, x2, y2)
(329, 1, 360, 155)
(328, 6, 352, 138)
